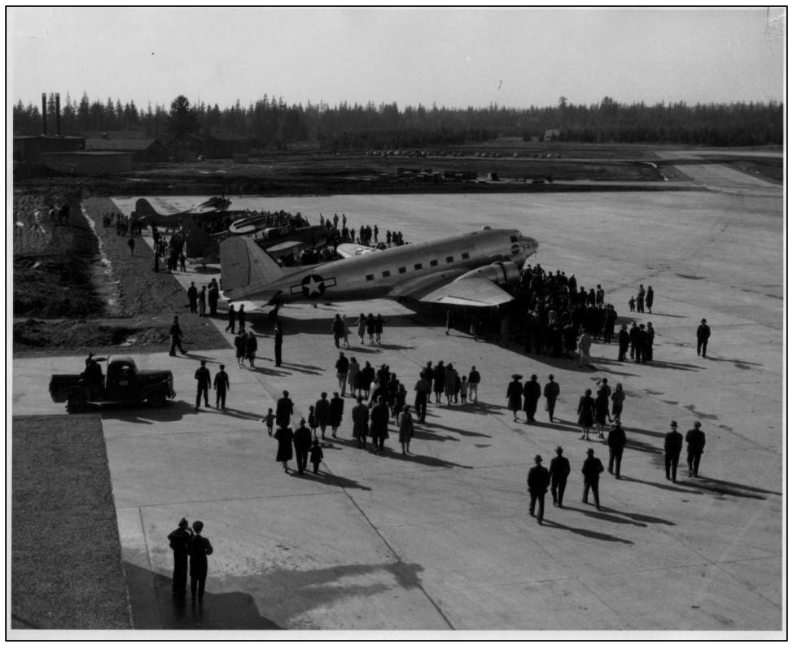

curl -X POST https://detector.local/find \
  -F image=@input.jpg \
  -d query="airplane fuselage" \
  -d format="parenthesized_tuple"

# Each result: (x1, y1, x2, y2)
(229, 227, 537, 304)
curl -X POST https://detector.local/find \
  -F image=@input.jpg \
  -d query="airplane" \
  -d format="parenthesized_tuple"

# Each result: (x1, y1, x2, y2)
(220, 226, 538, 311)
(131, 197, 234, 229)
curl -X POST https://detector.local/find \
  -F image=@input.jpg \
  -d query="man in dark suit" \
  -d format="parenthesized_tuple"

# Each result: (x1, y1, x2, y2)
(213, 365, 230, 409)
(664, 420, 684, 482)
(167, 518, 194, 597)
(685, 421, 706, 477)
(527, 455, 550, 525)
(607, 421, 627, 479)
(697, 318, 711, 357)
(194, 360, 212, 409)
(549, 446, 570, 507)
(581, 448, 604, 510)
(188, 520, 213, 605)
(543, 374, 560, 423)
(293, 419, 312, 475)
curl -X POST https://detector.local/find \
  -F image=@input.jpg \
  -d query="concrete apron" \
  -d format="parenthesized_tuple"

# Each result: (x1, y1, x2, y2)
(14, 170, 782, 633)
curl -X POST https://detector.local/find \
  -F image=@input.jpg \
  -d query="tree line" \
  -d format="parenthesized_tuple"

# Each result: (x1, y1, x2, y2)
(13, 92, 783, 149)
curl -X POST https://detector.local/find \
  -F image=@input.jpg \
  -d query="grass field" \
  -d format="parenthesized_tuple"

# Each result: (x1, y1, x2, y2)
(11, 415, 131, 629)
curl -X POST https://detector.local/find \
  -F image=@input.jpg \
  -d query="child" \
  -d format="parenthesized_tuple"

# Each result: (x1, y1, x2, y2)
(310, 438, 324, 474)
(308, 405, 318, 438)
(628, 296, 636, 312)
(262, 408, 275, 436)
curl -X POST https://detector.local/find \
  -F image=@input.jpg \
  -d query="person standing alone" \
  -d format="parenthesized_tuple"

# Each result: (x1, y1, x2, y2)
(696, 318, 711, 358)
(581, 448, 604, 510)
(213, 365, 230, 409)
(194, 360, 211, 410)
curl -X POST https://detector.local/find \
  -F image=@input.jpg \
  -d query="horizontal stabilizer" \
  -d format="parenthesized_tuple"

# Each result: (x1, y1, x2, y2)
(336, 243, 379, 258)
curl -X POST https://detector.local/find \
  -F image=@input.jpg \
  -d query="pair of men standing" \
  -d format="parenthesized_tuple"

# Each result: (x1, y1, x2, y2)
(525, 446, 578, 524)
(665, 420, 707, 481)
(194, 360, 230, 410)
(168, 518, 214, 605)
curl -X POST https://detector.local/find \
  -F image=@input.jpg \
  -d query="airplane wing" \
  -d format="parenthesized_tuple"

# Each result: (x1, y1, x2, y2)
(416, 276, 515, 307)
(336, 243, 379, 258)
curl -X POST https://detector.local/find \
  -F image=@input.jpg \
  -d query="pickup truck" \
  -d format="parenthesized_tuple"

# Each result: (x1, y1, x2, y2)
(50, 355, 176, 413)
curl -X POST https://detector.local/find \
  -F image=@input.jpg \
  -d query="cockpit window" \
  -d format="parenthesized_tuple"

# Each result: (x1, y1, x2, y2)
(510, 235, 518, 243)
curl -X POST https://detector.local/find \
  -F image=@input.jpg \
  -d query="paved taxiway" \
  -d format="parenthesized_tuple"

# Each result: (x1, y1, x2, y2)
(13, 163, 782, 632)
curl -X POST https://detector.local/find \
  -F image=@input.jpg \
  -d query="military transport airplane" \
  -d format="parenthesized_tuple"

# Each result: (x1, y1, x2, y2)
(220, 226, 538, 310)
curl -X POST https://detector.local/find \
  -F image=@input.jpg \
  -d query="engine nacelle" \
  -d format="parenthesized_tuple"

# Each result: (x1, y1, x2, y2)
(456, 262, 521, 286)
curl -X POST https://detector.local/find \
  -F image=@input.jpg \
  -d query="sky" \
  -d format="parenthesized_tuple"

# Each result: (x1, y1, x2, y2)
(8, 6, 785, 111)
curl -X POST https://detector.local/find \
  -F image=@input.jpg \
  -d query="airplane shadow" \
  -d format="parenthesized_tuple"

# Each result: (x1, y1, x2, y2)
(542, 519, 634, 545)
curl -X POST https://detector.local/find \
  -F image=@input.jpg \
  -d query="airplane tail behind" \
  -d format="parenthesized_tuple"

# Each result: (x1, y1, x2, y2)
(220, 236, 284, 300)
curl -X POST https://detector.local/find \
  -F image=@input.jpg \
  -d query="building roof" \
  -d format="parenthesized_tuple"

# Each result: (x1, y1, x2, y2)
(79, 131, 147, 139)
(85, 138, 164, 151)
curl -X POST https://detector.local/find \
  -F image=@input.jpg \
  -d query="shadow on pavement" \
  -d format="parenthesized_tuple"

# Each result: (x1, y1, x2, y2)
(576, 507, 647, 527)
(290, 468, 373, 491)
(542, 519, 635, 545)
(100, 400, 197, 424)
(375, 446, 474, 470)
(125, 563, 281, 630)
(620, 475, 704, 495)
(678, 477, 771, 500)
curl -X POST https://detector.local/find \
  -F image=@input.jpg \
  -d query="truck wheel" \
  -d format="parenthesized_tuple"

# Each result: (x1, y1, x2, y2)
(67, 393, 87, 414)
(148, 392, 167, 408)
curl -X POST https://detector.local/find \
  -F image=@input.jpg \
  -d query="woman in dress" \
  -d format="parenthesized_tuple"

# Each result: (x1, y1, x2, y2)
(577, 388, 596, 441)
(506, 374, 524, 422)
(611, 383, 625, 424)
(274, 424, 294, 473)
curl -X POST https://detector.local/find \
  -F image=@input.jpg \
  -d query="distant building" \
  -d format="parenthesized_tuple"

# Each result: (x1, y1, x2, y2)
(543, 129, 561, 142)
(78, 131, 147, 140)
(13, 135, 85, 168)
(188, 132, 252, 159)
(84, 138, 170, 163)
(43, 151, 133, 175)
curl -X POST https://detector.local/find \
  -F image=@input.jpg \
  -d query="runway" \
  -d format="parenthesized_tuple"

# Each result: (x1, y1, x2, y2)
(14, 162, 782, 633)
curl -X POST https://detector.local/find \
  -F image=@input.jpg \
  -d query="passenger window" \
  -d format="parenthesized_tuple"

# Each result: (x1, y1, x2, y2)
(430, 260, 438, 267)
(382, 270, 391, 278)
(366, 275, 374, 281)
(414, 263, 422, 270)
(462, 252, 470, 260)
(446, 256, 454, 263)
(398, 267, 407, 274)
(510, 235, 518, 243)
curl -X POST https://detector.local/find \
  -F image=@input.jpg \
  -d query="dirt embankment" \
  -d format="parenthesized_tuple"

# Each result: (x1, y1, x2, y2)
(13, 187, 228, 356)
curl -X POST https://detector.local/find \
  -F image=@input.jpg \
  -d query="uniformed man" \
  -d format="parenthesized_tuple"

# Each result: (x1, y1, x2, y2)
(527, 455, 550, 524)
(167, 518, 194, 597)
(194, 360, 212, 409)
(213, 365, 230, 409)
(685, 421, 706, 477)
(664, 420, 684, 482)
(549, 446, 570, 507)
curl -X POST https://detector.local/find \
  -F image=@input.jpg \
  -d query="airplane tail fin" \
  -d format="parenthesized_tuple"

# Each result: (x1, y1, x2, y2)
(132, 198, 160, 225)
(220, 236, 284, 299)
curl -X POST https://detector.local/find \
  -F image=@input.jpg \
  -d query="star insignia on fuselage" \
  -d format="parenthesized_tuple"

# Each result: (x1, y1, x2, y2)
(302, 274, 325, 297)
